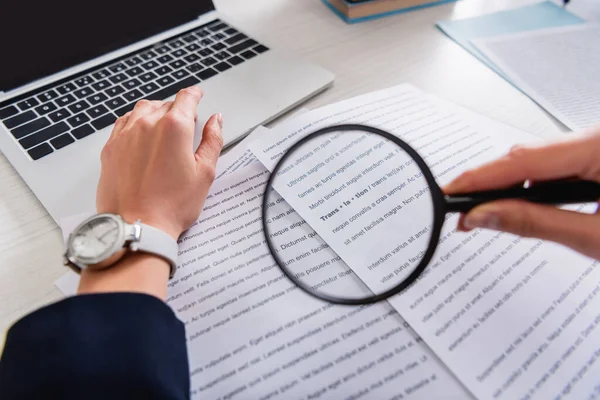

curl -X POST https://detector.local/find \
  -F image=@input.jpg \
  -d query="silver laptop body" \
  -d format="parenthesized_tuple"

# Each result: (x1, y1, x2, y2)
(0, 3, 334, 222)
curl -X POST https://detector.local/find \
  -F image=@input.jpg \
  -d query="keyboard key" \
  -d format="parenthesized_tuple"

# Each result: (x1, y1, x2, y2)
(67, 113, 90, 127)
(105, 97, 126, 110)
(50, 133, 75, 150)
(105, 86, 125, 97)
(196, 68, 218, 81)
(17, 98, 40, 111)
(11, 117, 51, 139)
(208, 22, 228, 32)
(183, 35, 197, 43)
(123, 78, 141, 90)
(139, 71, 158, 82)
(230, 39, 257, 54)
(225, 33, 247, 46)
(92, 79, 110, 91)
(155, 66, 173, 76)
(224, 28, 237, 35)
(214, 62, 231, 72)
(200, 38, 213, 46)
(172, 69, 190, 79)
(72, 124, 95, 139)
(172, 49, 187, 58)
(140, 82, 160, 94)
(68, 100, 90, 114)
(214, 51, 230, 61)
(73, 87, 94, 99)
(109, 63, 127, 73)
(155, 45, 171, 54)
(185, 43, 201, 52)
(87, 104, 109, 119)
(140, 50, 157, 60)
(126, 56, 143, 66)
(195, 29, 210, 38)
(145, 76, 200, 101)
(28, 143, 53, 160)
(228, 55, 244, 66)
(157, 55, 174, 64)
(253, 45, 269, 54)
(74, 76, 94, 87)
(202, 57, 217, 67)
(212, 43, 226, 51)
(123, 89, 143, 102)
(141, 60, 159, 70)
(3, 111, 36, 129)
(241, 50, 257, 59)
(57, 83, 77, 94)
(48, 109, 71, 123)
(0, 105, 19, 119)
(169, 40, 184, 49)
(20, 122, 69, 149)
(37, 90, 59, 103)
(125, 67, 144, 77)
(115, 102, 136, 117)
(56, 94, 77, 107)
(92, 69, 111, 80)
(199, 48, 214, 57)
(213, 33, 226, 41)
(187, 63, 203, 73)
(91, 113, 117, 130)
(169, 60, 186, 69)
(109, 73, 128, 84)
(184, 54, 200, 63)
(87, 93, 108, 105)
(157, 76, 175, 87)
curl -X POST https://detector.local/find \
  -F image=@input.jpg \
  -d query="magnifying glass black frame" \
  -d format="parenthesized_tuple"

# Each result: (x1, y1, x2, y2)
(262, 124, 600, 306)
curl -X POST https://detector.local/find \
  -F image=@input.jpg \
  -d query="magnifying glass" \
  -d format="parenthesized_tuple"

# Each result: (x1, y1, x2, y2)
(262, 124, 600, 305)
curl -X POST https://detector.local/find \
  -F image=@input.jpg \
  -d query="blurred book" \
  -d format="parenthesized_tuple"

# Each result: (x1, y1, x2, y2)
(323, 0, 456, 23)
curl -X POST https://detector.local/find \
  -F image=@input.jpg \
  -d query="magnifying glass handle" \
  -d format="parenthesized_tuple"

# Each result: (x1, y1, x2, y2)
(444, 180, 600, 213)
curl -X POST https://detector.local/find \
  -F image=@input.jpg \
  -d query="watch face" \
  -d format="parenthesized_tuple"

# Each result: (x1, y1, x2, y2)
(70, 215, 122, 261)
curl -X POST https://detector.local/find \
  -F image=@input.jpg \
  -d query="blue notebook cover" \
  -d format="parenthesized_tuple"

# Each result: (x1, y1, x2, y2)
(322, 0, 458, 24)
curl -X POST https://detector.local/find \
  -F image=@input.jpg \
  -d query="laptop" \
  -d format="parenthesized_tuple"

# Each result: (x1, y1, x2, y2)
(0, 1, 334, 222)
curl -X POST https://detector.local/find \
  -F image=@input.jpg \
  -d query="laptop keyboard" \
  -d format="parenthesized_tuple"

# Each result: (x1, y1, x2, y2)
(0, 20, 269, 161)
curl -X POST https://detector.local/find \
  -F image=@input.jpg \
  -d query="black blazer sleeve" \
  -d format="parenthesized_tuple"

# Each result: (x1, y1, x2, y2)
(0, 293, 189, 400)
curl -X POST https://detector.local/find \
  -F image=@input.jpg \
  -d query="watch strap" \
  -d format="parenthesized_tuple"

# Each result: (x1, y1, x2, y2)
(135, 223, 178, 278)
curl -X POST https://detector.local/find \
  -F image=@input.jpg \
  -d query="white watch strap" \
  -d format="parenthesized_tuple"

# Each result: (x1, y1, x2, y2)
(135, 223, 178, 278)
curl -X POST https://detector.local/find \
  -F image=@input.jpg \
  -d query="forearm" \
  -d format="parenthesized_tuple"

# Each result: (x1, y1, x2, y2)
(78, 253, 170, 300)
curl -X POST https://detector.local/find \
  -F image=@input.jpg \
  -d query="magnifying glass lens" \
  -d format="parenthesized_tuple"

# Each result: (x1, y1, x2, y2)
(264, 127, 438, 304)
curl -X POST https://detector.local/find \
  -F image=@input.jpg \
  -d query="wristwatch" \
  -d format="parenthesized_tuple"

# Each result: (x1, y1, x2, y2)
(64, 213, 178, 278)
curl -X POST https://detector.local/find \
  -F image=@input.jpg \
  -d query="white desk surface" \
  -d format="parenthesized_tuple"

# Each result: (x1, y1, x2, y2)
(0, 0, 595, 340)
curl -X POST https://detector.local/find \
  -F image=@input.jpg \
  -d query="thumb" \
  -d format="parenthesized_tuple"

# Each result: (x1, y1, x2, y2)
(461, 200, 600, 260)
(195, 113, 223, 168)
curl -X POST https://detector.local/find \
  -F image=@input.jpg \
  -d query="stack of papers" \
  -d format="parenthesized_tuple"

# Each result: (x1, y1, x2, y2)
(438, 2, 600, 131)
(55, 84, 600, 399)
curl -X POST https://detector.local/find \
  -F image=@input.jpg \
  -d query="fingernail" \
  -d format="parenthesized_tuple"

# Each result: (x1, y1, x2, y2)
(217, 113, 223, 129)
(464, 210, 500, 230)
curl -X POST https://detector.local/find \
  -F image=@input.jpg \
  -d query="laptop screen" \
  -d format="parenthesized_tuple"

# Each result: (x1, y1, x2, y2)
(1, 1, 215, 92)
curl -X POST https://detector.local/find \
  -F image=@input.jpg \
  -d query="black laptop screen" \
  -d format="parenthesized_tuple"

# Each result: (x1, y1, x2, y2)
(1, 1, 215, 91)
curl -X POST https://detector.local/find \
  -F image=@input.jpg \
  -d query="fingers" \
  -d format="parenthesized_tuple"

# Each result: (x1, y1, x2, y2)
(124, 100, 164, 130)
(170, 86, 203, 120)
(111, 111, 132, 139)
(195, 113, 223, 173)
(460, 200, 600, 259)
(444, 133, 600, 194)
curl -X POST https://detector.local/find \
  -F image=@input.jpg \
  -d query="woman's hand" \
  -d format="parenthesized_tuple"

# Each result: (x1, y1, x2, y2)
(96, 86, 223, 239)
(444, 129, 600, 260)
(79, 86, 223, 299)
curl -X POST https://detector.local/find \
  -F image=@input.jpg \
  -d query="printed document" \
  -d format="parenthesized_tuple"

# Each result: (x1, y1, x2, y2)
(161, 164, 469, 398)
(473, 24, 600, 131)
(249, 84, 600, 399)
